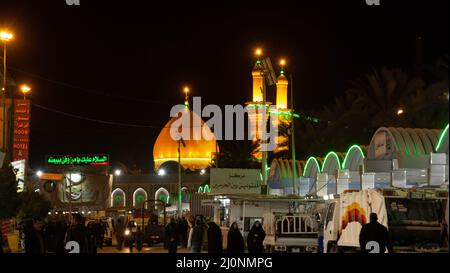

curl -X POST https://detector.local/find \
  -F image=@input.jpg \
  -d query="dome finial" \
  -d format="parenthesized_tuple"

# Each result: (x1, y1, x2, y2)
(183, 86, 190, 109)
(279, 58, 286, 75)
(254, 47, 262, 65)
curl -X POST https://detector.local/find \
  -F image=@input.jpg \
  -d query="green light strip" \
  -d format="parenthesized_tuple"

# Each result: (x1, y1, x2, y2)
(303, 156, 321, 177)
(341, 145, 365, 169)
(269, 109, 300, 118)
(321, 151, 341, 173)
(436, 124, 449, 152)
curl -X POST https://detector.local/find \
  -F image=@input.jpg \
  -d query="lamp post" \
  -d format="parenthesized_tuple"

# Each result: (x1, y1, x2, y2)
(177, 137, 186, 218)
(1, 31, 13, 155)
(20, 84, 31, 100)
(289, 73, 297, 196)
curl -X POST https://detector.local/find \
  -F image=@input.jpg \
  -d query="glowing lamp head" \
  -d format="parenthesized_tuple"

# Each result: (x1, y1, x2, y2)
(0, 31, 13, 42)
(396, 108, 404, 115)
(255, 48, 262, 57)
(279, 59, 286, 67)
(36, 170, 43, 177)
(183, 86, 190, 93)
(200, 169, 206, 175)
(158, 168, 166, 176)
(20, 85, 31, 94)
(114, 169, 122, 176)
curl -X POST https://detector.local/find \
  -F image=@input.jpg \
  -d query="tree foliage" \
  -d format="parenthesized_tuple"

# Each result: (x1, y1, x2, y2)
(296, 58, 448, 160)
(16, 190, 52, 220)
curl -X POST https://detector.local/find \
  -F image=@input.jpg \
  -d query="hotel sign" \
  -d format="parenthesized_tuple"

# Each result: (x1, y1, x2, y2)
(46, 154, 110, 166)
(13, 100, 31, 162)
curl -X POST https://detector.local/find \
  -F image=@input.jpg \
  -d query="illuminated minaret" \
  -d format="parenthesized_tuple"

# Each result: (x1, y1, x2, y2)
(246, 48, 271, 161)
(274, 59, 291, 153)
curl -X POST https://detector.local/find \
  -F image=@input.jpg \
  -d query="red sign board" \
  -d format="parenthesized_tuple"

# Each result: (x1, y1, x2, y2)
(13, 100, 30, 162)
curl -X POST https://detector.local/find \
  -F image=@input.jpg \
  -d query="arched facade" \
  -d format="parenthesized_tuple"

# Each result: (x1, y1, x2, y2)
(368, 127, 441, 160)
(302, 157, 321, 178)
(321, 152, 343, 175)
(133, 188, 148, 209)
(342, 145, 367, 171)
(111, 188, 126, 208)
(268, 159, 302, 187)
(155, 187, 170, 204)
(436, 124, 449, 154)
(366, 127, 443, 171)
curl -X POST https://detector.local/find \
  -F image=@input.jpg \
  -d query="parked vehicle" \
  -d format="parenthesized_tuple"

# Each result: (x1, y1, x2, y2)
(323, 187, 448, 253)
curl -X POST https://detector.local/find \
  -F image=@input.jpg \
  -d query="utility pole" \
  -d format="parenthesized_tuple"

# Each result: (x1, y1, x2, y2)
(261, 75, 268, 189)
(177, 137, 186, 218)
(290, 74, 297, 195)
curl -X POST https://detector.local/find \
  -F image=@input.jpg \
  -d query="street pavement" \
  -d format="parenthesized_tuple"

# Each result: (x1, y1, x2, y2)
(97, 244, 192, 253)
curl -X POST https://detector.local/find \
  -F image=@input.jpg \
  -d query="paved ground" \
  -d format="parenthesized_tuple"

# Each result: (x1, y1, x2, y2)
(97, 245, 192, 253)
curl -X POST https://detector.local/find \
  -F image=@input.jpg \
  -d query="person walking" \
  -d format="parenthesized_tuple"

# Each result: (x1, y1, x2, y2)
(87, 221, 98, 254)
(66, 214, 89, 253)
(359, 213, 394, 253)
(165, 217, 179, 253)
(227, 222, 244, 254)
(25, 217, 46, 254)
(135, 226, 144, 253)
(115, 219, 125, 251)
(178, 217, 188, 248)
(247, 221, 265, 254)
(188, 219, 204, 253)
(207, 221, 223, 254)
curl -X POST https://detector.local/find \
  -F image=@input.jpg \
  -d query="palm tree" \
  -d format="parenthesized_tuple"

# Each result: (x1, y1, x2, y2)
(214, 140, 260, 169)
(347, 67, 426, 128)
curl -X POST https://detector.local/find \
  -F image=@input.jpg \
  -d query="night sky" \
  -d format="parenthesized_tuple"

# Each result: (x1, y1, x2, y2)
(0, 0, 448, 172)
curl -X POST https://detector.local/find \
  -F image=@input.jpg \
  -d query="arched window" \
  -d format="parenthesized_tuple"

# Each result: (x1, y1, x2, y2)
(155, 187, 170, 205)
(111, 188, 126, 208)
(133, 188, 148, 209)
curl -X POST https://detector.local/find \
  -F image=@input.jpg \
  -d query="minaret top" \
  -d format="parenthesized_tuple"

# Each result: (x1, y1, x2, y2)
(183, 86, 190, 109)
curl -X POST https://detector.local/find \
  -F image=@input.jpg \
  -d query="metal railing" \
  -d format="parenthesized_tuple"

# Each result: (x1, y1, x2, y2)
(277, 215, 317, 234)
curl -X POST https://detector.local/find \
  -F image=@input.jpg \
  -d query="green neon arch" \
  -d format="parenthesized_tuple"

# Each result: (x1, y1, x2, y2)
(342, 145, 365, 169)
(197, 185, 211, 193)
(436, 124, 449, 152)
(303, 157, 321, 177)
(321, 151, 342, 173)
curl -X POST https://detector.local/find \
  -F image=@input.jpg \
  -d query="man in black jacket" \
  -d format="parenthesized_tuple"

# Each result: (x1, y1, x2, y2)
(165, 217, 179, 253)
(359, 213, 394, 253)
(25, 217, 46, 254)
(66, 214, 89, 253)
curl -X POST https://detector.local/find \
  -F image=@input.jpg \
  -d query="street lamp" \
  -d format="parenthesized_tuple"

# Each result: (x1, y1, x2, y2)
(114, 169, 122, 176)
(157, 168, 166, 176)
(1, 30, 13, 154)
(177, 136, 186, 218)
(20, 84, 31, 100)
(255, 48, 262, 58)
(397, 108, 404, 115)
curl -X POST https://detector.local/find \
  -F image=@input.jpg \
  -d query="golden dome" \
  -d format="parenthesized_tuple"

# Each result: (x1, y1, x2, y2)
(153, 108, 218, 170)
